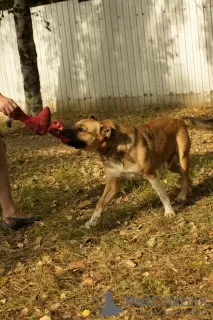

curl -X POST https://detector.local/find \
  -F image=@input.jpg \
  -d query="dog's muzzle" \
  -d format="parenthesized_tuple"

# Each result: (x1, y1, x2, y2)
(60, 129, 87, 149)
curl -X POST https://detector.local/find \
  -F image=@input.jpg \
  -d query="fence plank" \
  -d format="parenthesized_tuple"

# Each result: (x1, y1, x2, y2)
(0, 0, 213, 113)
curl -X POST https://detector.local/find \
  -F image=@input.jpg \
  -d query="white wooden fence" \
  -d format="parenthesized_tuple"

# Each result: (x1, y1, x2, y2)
(0, 0, 213, 113)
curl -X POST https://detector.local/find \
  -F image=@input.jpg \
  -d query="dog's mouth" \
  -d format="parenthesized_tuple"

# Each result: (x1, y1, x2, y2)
(61, 130, 87, 149)
(48, 120, 87, 149)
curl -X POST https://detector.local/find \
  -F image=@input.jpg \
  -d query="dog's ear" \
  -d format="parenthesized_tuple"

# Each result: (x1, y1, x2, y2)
(100, 124, 111, 139)
(89, 115, 97, 120)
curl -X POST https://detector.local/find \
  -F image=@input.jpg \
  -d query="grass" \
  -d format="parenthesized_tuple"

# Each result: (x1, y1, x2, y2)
(0, 105, 213, 320)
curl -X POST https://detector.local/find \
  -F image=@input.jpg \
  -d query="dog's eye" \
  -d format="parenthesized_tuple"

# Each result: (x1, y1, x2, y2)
(78, 127, 86, 133)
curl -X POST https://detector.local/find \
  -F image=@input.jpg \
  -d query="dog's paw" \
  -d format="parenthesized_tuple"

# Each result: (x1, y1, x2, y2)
(85, 220, 92, 229)
(164, 210, 176, 218)
(85, 218, 98, 229)
(175, 194, 186, 203)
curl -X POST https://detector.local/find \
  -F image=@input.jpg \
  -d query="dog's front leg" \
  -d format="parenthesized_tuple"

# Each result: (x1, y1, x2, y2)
(85, 178, 120, 229)
(145, 174, 175, 217)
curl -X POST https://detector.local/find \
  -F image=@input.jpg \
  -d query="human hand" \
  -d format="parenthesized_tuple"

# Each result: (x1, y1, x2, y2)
(0, 94, 19, 116)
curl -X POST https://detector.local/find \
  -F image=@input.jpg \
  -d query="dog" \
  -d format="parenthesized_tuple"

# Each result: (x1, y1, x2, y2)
(54, 115, 213, 229)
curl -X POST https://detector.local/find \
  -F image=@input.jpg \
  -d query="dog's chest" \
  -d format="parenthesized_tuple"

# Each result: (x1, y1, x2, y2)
(104, 158, 142, 179)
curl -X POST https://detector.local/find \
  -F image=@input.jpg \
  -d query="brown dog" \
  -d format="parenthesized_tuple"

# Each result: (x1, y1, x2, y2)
(57, 115, 213, 228)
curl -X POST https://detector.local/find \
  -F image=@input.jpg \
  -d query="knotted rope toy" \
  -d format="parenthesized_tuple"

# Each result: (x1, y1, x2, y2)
(47, 119, 71, 144)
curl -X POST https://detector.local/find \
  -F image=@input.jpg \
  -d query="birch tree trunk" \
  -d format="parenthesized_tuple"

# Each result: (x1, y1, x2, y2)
(13, 0, 42, 115)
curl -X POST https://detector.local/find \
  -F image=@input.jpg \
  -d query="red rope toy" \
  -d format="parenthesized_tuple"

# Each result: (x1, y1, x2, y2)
(6, 106, 70, 144)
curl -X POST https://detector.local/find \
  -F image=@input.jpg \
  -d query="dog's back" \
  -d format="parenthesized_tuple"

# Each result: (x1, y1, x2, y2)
(138, 117, 189, 164)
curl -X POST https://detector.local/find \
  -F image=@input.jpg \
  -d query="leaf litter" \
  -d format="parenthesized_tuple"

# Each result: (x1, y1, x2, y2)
(1, 107, 213, 319)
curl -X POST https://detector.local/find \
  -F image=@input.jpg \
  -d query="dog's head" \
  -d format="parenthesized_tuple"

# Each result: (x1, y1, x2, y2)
(61, 115, 115, 152)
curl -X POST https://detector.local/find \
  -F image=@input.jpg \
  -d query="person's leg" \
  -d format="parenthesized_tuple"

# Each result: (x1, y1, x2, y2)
(0, 138, 40, 229)
(0, 138, 22, 220)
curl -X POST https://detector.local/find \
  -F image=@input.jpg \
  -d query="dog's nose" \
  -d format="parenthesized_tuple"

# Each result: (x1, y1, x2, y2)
(61, 129, 74, 139)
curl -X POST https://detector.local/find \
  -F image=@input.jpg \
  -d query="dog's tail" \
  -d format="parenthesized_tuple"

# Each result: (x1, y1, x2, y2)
(182, 116, 213, 131)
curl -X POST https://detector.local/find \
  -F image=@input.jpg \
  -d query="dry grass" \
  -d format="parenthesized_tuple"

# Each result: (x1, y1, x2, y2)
(0, 105, 213, 320)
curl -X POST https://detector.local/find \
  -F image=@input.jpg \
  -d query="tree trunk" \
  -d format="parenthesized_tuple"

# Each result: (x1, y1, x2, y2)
(13, 0, 42, 115)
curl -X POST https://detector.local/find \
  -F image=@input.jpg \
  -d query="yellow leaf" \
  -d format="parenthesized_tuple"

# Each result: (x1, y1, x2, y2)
(146, 237, 156, 248)
(81, 309, 90, 317)
(39, 316, 51, 320)
(0, 298, 6, 304)
(0, 277, 8, 284)
(60, 293, 66, 300)
(42, 255, 52, 265)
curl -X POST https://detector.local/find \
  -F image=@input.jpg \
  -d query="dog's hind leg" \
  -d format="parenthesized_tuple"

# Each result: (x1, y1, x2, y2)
(166, 153, 182, 185)
(175, 129, 191, 202)
(167, 153, 181, 174)
(145, 173, 175, 217)
(85, 178, 120, 229)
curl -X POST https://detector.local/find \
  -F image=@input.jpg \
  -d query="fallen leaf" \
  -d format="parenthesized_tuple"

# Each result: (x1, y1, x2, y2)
(37, 261, 43, 267)
(192, 230, 199, 243)
(0, 277, 8, 283)
(54, 266, 64, 274)
(3, 241, 10, 248)
(68, 261, 85, 270)
(42, 255, 52, 265)
(77, 200, 91, 209)
(0, 298, 6, 304)
(146, 237, 156, 248)
(39, 316, 51, 320)
(119, 230, 128, 236)
(131, 235, 139, 242)
(135, 251, 142, 258)
(62, 311, 73, 319)
(60, 293, 66, 300)
(123, 260, 137, 268)
(0, 264, 5, 275)
(21, 307, 29, 316)
(207, 273, 213, 287)
(17, 243, 24, 248)
(51, 234, 59, 242)
(81, 309, 90, 317)
(208, 229, 213, 237)
(189, 222, 198, 243)
(34, 236, 43, 250)
(13, 262, 24, 273)
(65, 215, 73, 221)
(50, 302, 61, 311)
(143, 272, 149, 277)
(81, 277, 94, 287)
(88, 270, 102, 282)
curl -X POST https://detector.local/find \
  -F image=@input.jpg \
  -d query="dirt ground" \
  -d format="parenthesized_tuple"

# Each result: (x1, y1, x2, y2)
(0, 105, 213, 320)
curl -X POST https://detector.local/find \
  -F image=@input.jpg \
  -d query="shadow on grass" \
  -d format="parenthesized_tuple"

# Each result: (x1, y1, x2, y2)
(83, 152, 213, 232)
(0, 147, 212, 273)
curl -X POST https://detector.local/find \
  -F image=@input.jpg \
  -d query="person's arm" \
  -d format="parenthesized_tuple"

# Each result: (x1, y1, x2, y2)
(0, 93, 19, 116)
